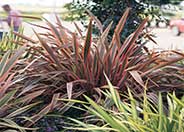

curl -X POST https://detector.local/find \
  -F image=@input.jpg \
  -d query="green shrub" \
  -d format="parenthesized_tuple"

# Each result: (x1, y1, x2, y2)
(63, 2, 86, 21)
(69, 0, 145, 40)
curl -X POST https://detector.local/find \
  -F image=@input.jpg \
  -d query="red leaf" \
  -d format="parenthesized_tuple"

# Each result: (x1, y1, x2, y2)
(83, 19, 93, 63)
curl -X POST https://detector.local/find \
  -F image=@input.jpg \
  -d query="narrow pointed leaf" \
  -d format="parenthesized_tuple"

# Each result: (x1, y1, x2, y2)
(83, 19, 92, 63)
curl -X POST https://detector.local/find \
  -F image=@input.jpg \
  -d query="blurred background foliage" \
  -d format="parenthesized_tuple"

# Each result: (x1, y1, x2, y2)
(64, 0, 184, 41)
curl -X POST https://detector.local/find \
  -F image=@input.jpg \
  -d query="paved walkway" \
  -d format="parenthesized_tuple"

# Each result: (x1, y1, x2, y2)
(23, 20, 84, 39)
(146, 28, 184, 51)
(2, 20, 184, 51)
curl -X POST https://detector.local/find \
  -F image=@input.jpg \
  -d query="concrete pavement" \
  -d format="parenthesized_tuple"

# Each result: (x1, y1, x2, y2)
(146, 28, 184, 51)
(13, 21, 184, 51)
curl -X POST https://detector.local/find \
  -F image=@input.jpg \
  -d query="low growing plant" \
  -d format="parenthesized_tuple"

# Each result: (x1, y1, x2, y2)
(0, 47, 41, 131)
(66, 76, 184, 132)
(0, 29, 24, 55)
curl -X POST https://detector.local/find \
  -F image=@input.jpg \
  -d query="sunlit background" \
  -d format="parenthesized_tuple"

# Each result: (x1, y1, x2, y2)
(0, 0, 78, 37)
(0, 0, 73, 6)
(0, 0, 184, 50)
(0, 0, 74, 13)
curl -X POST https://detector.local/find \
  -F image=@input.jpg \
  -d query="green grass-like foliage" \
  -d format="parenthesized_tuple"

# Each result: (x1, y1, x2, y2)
(0, 28, 24, 55)
(67, 76, 184, 132)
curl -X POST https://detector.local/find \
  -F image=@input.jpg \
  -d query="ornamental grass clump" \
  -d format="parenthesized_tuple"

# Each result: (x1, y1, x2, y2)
(13, 8, 184, 127)
(65, 77, 184, 132)
(18, 8, 184, 95)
